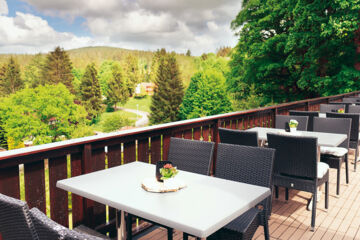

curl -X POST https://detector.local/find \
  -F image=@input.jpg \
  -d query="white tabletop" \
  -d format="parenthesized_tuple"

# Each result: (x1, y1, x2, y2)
(247, 127, 347, 147)
(57, 162, 270, 238)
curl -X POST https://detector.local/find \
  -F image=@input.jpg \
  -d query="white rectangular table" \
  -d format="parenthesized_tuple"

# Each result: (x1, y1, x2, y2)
(57, 161, 271, 240)
(246, 127, 347, 147)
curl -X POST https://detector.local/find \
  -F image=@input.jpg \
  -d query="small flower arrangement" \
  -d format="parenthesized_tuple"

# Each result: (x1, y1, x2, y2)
(337, 108, 345, 113)
(160, 163, 178, 180)
(289, 119, 299, 128)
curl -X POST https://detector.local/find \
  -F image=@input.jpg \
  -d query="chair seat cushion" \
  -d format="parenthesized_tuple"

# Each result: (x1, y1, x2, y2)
(318, 162, 329, 179)
(320, 146, 348, 157)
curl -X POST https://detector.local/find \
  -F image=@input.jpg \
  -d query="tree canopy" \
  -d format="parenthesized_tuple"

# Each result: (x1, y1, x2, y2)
(230, 0, 360, 105)
(105, 62, 129, 108)
(0, 57, 24, 96)
(0, 84, 88, 146)
(179, 56, 232, 119)
(150, 49, 184, 124)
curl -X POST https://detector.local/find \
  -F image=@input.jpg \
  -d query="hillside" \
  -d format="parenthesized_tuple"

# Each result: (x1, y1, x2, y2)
(0, 46, 197, 86)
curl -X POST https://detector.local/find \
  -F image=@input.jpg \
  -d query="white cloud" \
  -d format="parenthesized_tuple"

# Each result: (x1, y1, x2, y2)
(0, 11, 95, 53)
(3, 0, 243, 55)
(0, 0, 8, 15)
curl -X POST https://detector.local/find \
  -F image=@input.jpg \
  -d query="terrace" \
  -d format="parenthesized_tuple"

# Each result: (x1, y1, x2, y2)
(1, 91, 360, 240)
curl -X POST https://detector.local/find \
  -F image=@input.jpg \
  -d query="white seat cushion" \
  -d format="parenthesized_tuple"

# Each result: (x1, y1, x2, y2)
(320, 146, 348, 157)
(318, 162, 329, 179)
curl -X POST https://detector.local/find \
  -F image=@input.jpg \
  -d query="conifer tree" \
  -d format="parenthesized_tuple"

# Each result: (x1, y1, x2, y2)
(124, 54, 140, 96)
(105, 62, 129, 108)
(0, 64, 5, 96)
(41, 46, 74, 92)
(0, 57, 24, 95)
(80, 63, 102, 117)
(149, 50, 184, 124)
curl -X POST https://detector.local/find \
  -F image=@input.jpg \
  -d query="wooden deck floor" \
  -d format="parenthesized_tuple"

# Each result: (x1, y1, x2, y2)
(138, 150, 360, 240)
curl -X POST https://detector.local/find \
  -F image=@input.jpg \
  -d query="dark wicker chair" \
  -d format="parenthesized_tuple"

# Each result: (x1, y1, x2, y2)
(319, 104, 346, 114)
(326, 112, 360, 171)
(328, 102, 352, 113)
(219, 127, 259, 147)
(167, 137, 215, 175)
(129, 137, 215, 240)
(29, 208, 108, 240)
(0, 193, 39, 240)
(313, 117, 351, 195)
(0, 193, 106, 240)
(289, 110, 319, 131)
(208, 143, 275, 240)
(348, 105, 360, 114)
(267, 133, 329, 231)
(275, 115, 308, 131)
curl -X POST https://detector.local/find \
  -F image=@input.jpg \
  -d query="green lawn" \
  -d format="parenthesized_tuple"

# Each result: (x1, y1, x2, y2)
(120, 96, 151, 113)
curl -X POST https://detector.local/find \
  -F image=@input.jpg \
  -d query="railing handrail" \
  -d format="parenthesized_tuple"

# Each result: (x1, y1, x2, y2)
(0, 90, 358, 161)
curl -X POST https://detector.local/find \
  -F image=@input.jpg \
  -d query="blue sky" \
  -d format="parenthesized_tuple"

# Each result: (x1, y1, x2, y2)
(0, 0, 241, 55)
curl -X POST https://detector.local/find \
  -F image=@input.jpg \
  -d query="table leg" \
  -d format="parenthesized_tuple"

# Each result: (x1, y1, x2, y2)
(116, 210, 127, 240)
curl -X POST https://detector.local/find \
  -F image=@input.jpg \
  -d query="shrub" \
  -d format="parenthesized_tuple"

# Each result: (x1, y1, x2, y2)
(101, 113, 133, 132)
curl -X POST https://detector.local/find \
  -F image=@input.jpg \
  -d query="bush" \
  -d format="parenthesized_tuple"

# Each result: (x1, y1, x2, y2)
(101, 113, 133, 132)
(106, 104, 115, 112)
(71, 124, 95, 138)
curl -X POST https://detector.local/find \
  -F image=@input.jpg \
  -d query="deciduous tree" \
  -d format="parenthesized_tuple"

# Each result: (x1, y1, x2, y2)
(230, 0, 360, 105)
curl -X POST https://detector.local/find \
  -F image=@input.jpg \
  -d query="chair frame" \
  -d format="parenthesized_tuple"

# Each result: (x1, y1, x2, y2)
(289, 110, 319, 131)
(275, 115, 308, 131)
(313, 117, 351, 195)
(219, 127, 259, 147)
(267, 133, 329, 231)
(319, 104, 346, 114)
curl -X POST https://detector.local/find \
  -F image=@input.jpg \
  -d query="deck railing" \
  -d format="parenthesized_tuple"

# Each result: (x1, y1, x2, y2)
(0, 91, 359, 236)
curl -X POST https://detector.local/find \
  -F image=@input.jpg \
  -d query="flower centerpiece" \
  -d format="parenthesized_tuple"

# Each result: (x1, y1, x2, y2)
(337, 108, 345, 113)
(289, 119, 299, 132)
(159, 163, 178, 180)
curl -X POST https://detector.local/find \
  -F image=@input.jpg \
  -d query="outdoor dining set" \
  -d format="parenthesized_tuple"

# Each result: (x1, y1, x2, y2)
(1, 97, 360, 240)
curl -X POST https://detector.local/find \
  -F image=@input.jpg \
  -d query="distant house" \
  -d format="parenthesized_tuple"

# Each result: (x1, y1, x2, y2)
(135, 82, 155, 96)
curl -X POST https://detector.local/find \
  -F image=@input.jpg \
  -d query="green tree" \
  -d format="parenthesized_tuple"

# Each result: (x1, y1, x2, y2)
(100, 113, 133, 132)
(105, 62, 129, 108)
(179, 69, 232, 119)
(0, 57, 24, 96)
(0, 84, 88, 146)
(72, 67, 84, 96)
(230, 0, 360, 105)
(80, 63, 102, 117)
(149, 50, 184, 124)
(186, 50, 191, 57)
(24, 54, 44, 88)
(41, 46, 74, 92)
(124, 54, 141, 96)
(98, 60, 115, 94)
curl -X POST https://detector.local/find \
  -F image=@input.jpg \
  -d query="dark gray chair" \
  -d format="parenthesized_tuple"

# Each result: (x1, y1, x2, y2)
(289, 110, 319, 131)
(267, 133, 329, 231)
(208, 144, 275, 240)
(219, 127, 259, 147)
(320, 104, 346, 114)
(328, 102, 352, 113)
(0, 193, 38, 240)
(313, 117, 351, 195)
(342, 98, 360, 104)
(0, 193, 106, 240)
(326, 112, 360, 171)
(167, 137, 215, 175)
(348, 105, 360, 114)
(275, 115, 308, 131)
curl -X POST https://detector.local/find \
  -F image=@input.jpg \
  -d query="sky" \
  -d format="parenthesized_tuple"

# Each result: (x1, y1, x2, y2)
(0, 0, 242, 55)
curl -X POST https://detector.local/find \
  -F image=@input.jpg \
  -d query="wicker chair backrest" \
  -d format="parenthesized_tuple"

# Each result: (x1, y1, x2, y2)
(319, 104, 346, 113)
(267, 133, 318, 180)
(167, 137, 214, 175)
(219, 128, 259, 147)
(348, 105, 360, 114)
(326, 113, 359, 142)
(289, 111, 319, 131)
(313, 117, 351, 149)
(0, 193, 39, 240)
(275, 115, 308, 131)
(215, 143, 275, 188)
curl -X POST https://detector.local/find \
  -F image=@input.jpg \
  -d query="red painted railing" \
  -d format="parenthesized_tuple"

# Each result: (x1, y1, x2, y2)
(0, 91, 359, 236)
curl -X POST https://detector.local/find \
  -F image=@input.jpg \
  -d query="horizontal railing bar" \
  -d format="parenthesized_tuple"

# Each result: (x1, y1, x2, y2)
(0, 90, 358, 162)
